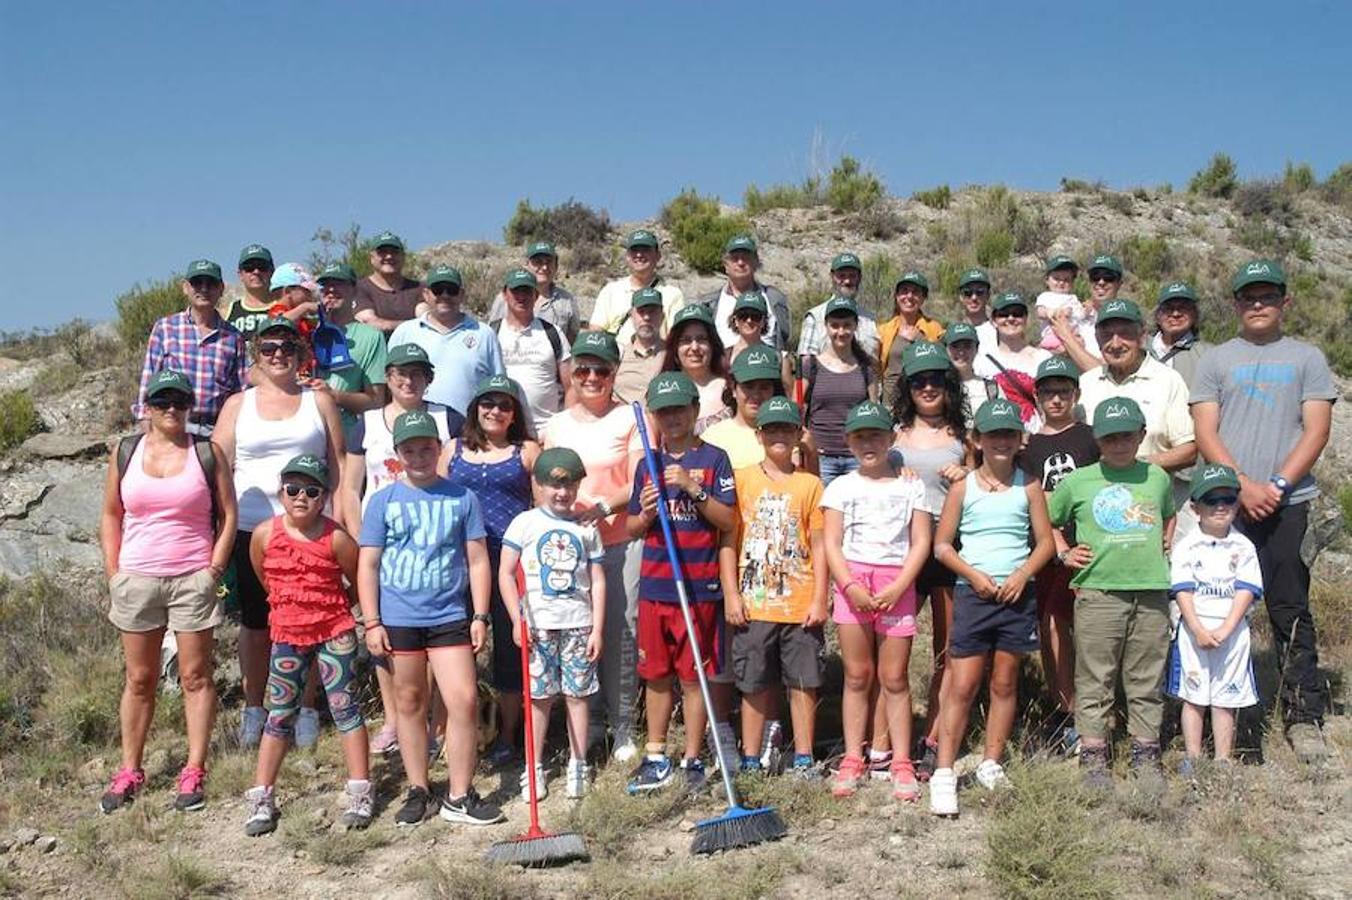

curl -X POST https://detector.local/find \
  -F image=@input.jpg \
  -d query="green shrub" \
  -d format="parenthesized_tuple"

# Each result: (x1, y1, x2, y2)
(1132, 186, 1151, 201)
(1321, 161, 1352, 207)
(114, 278, 184, 352)
(1119, 234, 1174, 281)
(659, 189, 752, 274)
(744, 178, 822, 214)
(1188, 152, 1239, 198)
(1282, 160, 1316, 193)
(307, 223, 377, 278)
(1102, 192, 1135, 216)
(1232, 180, 1296, 220)
(854, 203, 905, 239)
(824, 156, 884, 212)
(912, 184, 952, 209)
(0, 390, 40, 453)
(856, 253, 903, 321)
(975, 229, 1014, 267)
(1060, 177, 1103, 193)
(502, 198, 611, 249)
(1339, 485, 1352, 537)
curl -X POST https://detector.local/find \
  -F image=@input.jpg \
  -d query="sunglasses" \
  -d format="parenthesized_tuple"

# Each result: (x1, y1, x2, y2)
(993, 307, 1027, 319)
(1036, 386, 1075, 399)
(1090, 274, 1120, 284)
(908, 372, 946, 390)
(259, 340, 298, 357)
(734, 309, 765, 321)
(240, 263, 272, 274)
(1236, 293, 1283, 308)
(430, 285, 461, 298)
(478, 397, 516, 412)
(574, 363, 613, 379)
(283, 483, 324, 499)
(188, 276, 219, 290)
(149, 395, 192, 411)
(1198, 493, 1239, 508)
(960, 288, 989, 298)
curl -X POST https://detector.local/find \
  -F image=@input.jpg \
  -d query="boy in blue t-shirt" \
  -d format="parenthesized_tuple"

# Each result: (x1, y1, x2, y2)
(625, 372, 736, 793)
(357, 410, 503, 828)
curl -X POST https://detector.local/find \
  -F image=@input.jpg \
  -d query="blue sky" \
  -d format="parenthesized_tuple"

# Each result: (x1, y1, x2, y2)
(2, 1, 1348, 331)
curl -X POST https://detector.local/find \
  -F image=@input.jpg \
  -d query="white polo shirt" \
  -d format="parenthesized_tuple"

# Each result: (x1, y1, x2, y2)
(1079, 354, 1195, 463)
(589, 277, 685, 344)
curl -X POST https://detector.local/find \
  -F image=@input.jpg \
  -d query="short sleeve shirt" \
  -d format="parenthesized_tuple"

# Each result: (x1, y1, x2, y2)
(702, 417, 766, 469)
(388, 314, 505, 416)
(1079, 356, 1195, 464)
(732, 466, 824, 623)
(501, 508, 605, 629)
(354, 276, 423, 324)
(495, 316, 568, 429)
(590, 277, 686, 344)
(820, 471, 930, 566)
(1047, 461, 1176, 590)
(323, 321, 389, 436)
(1169, 528, 1264, 620)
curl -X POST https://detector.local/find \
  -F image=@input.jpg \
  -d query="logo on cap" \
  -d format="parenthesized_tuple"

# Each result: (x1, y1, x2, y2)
(1200, 464, 1229, 480)
(1246, 262, 1271, 276)
(403, 411, 431, 426)
(293, 454, 321, 468)
(1103, 401, 1131, 419)
(856, 401, 883, 417)
(656, 379, 682, 395)
(913, 342, 940, 358)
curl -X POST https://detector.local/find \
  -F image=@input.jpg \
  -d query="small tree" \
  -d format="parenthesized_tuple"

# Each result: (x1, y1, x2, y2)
(114, 278, 184, 352)
(1188, 152, 1239, 198)
(659, 190, 752, 274)
(825, 156, 884, 213)
(309, 224, 376, 278)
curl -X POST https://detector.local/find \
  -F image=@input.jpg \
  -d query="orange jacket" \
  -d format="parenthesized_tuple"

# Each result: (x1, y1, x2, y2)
(877, 314, 946, 377)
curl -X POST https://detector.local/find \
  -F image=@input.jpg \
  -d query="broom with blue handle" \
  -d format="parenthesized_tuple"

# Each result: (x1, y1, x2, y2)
(632, 402, 787, 854)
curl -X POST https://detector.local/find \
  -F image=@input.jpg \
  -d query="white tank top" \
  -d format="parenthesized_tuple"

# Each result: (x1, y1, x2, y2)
(234, 388, 327, 531)
(358, 402, 453, 514)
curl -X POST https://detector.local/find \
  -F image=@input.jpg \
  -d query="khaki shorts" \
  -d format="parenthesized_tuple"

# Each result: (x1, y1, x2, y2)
(108, 569, 222, 633)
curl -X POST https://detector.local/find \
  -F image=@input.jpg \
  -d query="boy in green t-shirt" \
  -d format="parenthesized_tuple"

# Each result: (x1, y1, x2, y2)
(1048, 397, 1176, 788)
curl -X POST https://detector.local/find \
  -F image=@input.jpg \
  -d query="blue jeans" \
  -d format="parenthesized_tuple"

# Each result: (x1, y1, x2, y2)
(817, 453, 859, 487)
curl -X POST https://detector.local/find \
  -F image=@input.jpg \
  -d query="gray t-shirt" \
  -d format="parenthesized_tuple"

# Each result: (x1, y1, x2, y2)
(1189, 335, 1337, 506)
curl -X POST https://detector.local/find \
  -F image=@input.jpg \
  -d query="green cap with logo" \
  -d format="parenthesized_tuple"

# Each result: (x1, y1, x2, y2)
(1088, 254, 1123, 277)
(974, 398, 1024, 434)
(672, 303, 715, 329)
(845, 400, 893, 433)
(733, 292, 768, 317)
(624, 229, 659, 250)
(1035, 355, 1080, 384)
(257, 315, 299, 336)
(824, 296, 858, 318)
(958, 267, 991, 289)
(991, 291, 1028, 312)
(755, 396, 802, 428)
(474, 374, 521, 403)
(385, 342, 433, 371)
(280, 453, 329, 486)
(1044, 254, 1079, 274)
(902, 340, 951, 376)
(526, 240, 556, 259)
(533, 447, 586, 484)
(895, 270, 929, 293)
(186, 259, 223, 282)
(146, 369, 194, 400)
(1158, 280, 1197, 304)
(630, 287, 663, 309)
(1190, 463, 1241, 501)
(1231, 258, 1286, 294)
(724, 234, 758, 255)
(392, 409, 441, 445)
(1091, 396, 1147, 438)
(571, 330, 620, 364)
(318, 262, 357, 284)
(944, 322, 979, 346)
(730, 345, 781, 383)
(372, 230, 405, 251)
(830, 252, 862, 272)
(504, 268, 538, 290)
(1097, 298, 1143, 325)
(647, 371, 700, 410)
(426, 264, 463, 288)
(238, 244, 274, 267)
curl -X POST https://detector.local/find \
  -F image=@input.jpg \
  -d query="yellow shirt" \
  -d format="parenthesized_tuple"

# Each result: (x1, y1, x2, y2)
(732, 465, 825, 623)
(703, 417, 765, 469)
(589, 277, 685, 344)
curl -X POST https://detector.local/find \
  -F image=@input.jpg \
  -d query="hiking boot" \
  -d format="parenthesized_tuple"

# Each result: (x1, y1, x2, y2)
(914, 738, 938, 783)
(243, 786, 278, 837)
(238, 706, 267, 749)
(369, 724, 399, 755)
(974, 759, 1009, 791)
(680, 757, 708, 792)
(440, 788, 505, 826)
(565, 759, 590, 800)
(831, 754, 867, 798)
(394, 786, 434, 826)
(174, 766, 207, 812)
(1287, 722, 1328, 764)
(339, 780, 374, 830)
(1079, 744, 1113, 791)
(890, 759, 920, 802)
(294, 708, 321, 750)
(929, 767, 958, 817)
(1128, 740, 1162, 776)
(519, 764, 548, 802)
(626, 755, 674, 794)
(483, 740, 517, 769)
(99, 767, 145, 814)
(868, 749, 893, 782)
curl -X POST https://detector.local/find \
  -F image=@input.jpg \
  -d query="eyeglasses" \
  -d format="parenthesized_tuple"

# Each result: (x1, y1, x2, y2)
(1235, 293, 1283, 308)
(574, 363, 613, 379)
(992, 307, 1027, 319)
(734, 310, 765, 321)
(258, 340, 299, 357)
(283, 483, 324, 499)
(387, 365, 430, 381)
(1036, 386, 1075, 400)
(908, 372, 946, 390)
(478, 397, 516, 412)
(430, 285, 460, 298)
(960, 288, 989, 298)
(1198, 493, 1239, 507)
(240, 263, 272, 274)
(149, 396, 192, 411)
(188, 276, 218, 290)
(677, 334, 711, 347)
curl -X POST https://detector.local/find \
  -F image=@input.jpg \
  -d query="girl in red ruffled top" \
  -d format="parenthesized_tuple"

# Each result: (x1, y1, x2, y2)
(241, 454, 372, 836)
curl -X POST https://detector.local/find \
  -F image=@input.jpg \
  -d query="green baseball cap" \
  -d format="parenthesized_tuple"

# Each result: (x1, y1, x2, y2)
(824, 296, 858, 318)
(730, 345, 781, 383)
(533, 447, 586, 484)
(146, 369, 194, 400)
(386, 342, 434, 371)
(830, 252, 862, 272)
(895, 270, 929, 293)
(280, 453, 329, 486)
(1035, 355, 1081, 384)
(647, 371, 700, 410)
(185, 259, 223, 282)
(1158, 281, 1198, 304)
(1231, 258, 1286, 294)
(958, 267, 991, 289)
(504, 268, 538, 290)
(631, 287, 663, 309)
(474, 374, 521, 404)
(257, 316, 299, 336)
(755, 396, 802, 428)
(944, 322, 978, 346)
(1097, 299, 1144, 325)
(372, 231, 405, 251)
(624, 229, 659, 250)
(845, 400, 893, 433)
(991, 291, 1028, 312)
(1092, 396, 1147, 438)
(1088, 254, 1123, 277)
(672, 303, 716, 329)
(526, 240, 556, 259)
(317, 262, 357, 284)
(1044, 255, 1079, 274)
(973, 398, 1024, 434)
(1190, 463, 1241, 501)
(902, 340, 952, 376)
(724, 234, 758, 255)
(426, 265, 463, 288)
(733, 292, 768, 317)
(571, 330, 620, 364)
(238, 245, 274, 267)
(392, 409, 441, 445)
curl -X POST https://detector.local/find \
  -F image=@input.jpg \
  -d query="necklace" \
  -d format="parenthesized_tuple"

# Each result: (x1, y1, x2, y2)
(976, 467, 1013, 492)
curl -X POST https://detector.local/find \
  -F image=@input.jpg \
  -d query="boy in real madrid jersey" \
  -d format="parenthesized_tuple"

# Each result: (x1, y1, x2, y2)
(1166, 464, 1262, 774)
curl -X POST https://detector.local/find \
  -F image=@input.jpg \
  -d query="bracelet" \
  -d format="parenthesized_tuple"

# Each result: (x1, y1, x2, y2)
(839, 580, 864, 595)
(471, 612, 491, 625)
(364, 617, 381, 627)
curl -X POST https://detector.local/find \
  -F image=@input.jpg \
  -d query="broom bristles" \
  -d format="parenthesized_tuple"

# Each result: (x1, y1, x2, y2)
(483, 830, 589, 867)
(690, 804, 787, 855)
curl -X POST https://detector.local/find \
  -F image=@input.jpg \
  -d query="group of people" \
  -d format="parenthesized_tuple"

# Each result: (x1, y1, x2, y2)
(97, 228, 1335, 831)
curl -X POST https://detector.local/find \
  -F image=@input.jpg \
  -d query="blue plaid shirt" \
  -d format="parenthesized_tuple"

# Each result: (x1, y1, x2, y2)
(133, 309, 248, 422)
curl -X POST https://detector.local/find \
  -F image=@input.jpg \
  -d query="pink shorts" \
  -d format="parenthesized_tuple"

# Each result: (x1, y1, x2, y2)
(832, 560, 918, 637)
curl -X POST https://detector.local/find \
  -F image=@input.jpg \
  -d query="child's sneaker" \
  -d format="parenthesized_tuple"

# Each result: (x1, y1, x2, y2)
(974, 759, 1009, 791)
(740, 756, 764, 773)
(294, 708, 321, 749)
(1079, 744, 1113, 791)
(929, 767, 958, 817)
(627, 755, 674, 794)
(914, 738, 938, 782)
(369, 723, 399, 755)
(680, 757, 707, 792)
(238, 706, 266, 749)
(440, 789, 505, 826)
(890, 759, 920, 802)
(867, 749, 893, 782)
(831, 754, 867, 798)
(394, 786, 433, 826)
(174, 766, 207, 811)
(519, 764, 548, 802)
(243, 786, 278, 836)
(788, 754, 819, 780)
(1177, 757, 1198, 781)
(565, 759, 590, 799)
(339, 780, 374, 830)
(483, 739, 517, 769)
(99, 767, 145, 814)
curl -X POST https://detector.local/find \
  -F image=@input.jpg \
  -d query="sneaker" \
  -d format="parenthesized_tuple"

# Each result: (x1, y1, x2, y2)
(565, 759, 590, 800)
(440, 788, 506, 826)
(890, 759, 920, 802)
(929, 767, 959, 817)
(1080, 744, 1113, 791)
(339, 780, 374, 830)
(680, 757, 707, 792)
(1128, 740, 1162, 775)
(740, 756, 764, 773)
(238, 706, 266, 749)
(915, 739, 938, 783)
(99, 767, 146, 814)
(1287, 722, 1329, 764)
(370, 724, 400, 754)
(626, 755, 675, 794)
(174, 766, 207, 812)
(519, 764, 548, 802)
(831, 754, 867, 798)
(395, 786, 433, 826)
(483, 740, 517, 769)
(1177, 757, 1198, 781)
(294, 708, 321, 750)
(788, 754, 819, 781)
(243, 786, 278, 837)
(867, 749, 893, 782)
(974, 759, 1009, 791)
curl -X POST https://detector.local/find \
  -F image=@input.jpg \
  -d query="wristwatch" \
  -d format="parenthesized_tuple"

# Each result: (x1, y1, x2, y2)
(1270, 475, 1293, 498)
(1056, 550, 1069, 565)
(471, 613, 491, 626)
(596, 498, 613, 517)
(692, 488, 709, 503)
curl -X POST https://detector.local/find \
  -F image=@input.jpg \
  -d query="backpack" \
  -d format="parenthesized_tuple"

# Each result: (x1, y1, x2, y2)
(801, 354, 874, 420)
(490, 317, 564, 362)
(116, 434, 220, 526)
